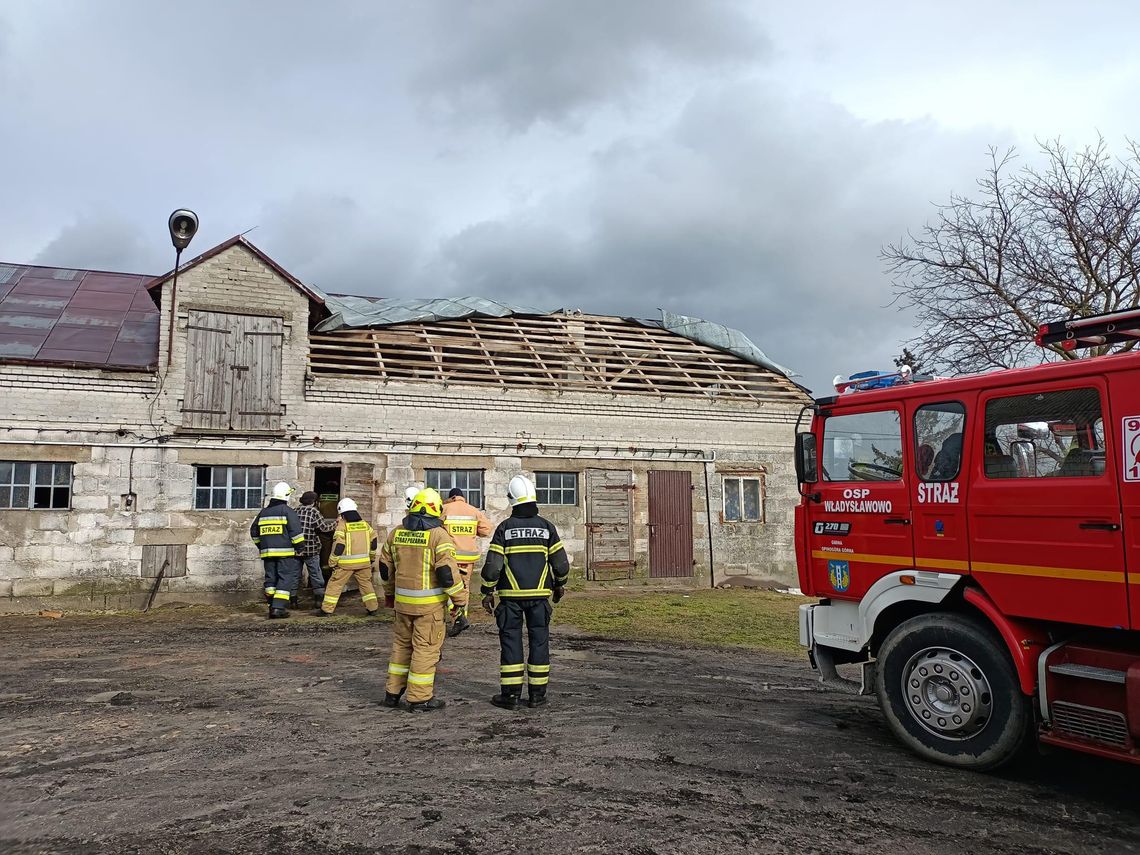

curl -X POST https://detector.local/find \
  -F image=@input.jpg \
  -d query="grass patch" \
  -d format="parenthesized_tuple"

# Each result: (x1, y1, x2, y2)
(554, 589, 810, 655)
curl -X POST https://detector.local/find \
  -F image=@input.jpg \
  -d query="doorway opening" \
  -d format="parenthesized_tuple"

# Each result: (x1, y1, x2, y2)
(313, 466, 342, 572)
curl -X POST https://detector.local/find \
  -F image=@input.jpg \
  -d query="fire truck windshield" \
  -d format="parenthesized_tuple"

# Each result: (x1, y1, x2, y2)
(821, 409, 904, 482)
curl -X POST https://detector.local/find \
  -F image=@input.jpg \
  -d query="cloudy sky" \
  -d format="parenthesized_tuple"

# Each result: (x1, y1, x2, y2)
(2, 1, 1138, 392)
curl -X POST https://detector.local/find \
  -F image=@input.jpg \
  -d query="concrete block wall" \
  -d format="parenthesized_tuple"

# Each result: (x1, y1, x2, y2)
(0, 244, 809, 609)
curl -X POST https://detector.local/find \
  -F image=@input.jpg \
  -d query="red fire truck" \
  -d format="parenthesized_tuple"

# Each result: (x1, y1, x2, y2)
(795, 310, 1140, 770)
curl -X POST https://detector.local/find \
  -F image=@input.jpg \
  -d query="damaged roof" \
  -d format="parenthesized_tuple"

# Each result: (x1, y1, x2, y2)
(0, 236, 798, 381)
(316, 294, 796, 378)
(0, 263, 158, 370)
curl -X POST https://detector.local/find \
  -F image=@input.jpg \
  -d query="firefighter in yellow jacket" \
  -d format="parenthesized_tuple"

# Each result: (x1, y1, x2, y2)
(315, 498, 380, 617)
(379, 487, 464, 712)
(440, 487, 492, 637)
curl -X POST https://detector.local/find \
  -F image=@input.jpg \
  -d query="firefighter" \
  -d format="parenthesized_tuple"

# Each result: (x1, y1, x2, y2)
(379, 487, 464, 712)
(316, 498, 380, 616)
(441, 487, 492, 637)
(480, 475, 570, 709)
(250, 481, 305, 619)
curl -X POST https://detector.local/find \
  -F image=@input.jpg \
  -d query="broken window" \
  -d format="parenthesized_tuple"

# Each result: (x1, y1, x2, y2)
(0, 461, 72, 510)
(193, 465, 265, 510)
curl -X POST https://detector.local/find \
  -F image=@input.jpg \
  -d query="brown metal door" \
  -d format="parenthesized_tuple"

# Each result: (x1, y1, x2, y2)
(585, 468, 634, 581)
(648, 470, 693, 578)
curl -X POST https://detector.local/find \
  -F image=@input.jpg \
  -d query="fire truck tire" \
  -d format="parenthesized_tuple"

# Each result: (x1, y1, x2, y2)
(874, 613, 1031, 771)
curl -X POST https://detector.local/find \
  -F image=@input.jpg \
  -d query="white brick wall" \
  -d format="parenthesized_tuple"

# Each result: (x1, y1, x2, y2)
(0, 244, 809, 606)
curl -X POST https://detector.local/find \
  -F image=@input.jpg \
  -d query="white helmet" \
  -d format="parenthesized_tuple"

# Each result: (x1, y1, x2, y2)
(404, 485, 420, 509)
(337, 498, 358, 514)
(271, 481, 293, 501)
(508, 475, 536, 507)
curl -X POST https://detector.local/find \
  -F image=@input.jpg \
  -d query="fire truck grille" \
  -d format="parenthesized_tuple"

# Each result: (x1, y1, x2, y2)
(1052, 701, 1129, 747)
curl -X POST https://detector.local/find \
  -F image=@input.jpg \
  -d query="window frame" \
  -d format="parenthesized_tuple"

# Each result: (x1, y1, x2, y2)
(820, 407, 905, 483)
(425, 468, 485, 509)
(0, 460, 73, 510)
(981, 386, 1106, 481)
(192, 465, 266, 511)
(535, 471, 578, 506)
(722, 474, 765, 523)
(913, 400, 967, 483)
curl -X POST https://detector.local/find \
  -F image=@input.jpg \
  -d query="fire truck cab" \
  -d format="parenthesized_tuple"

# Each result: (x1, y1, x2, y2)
(796, 310, 1140, 770)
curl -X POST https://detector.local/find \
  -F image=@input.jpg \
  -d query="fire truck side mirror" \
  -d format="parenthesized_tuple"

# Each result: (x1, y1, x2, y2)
(795, 432, 818, 484)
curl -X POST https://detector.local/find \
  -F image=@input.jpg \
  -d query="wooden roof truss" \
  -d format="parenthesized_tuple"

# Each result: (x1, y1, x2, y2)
(308, 314, 803, 402)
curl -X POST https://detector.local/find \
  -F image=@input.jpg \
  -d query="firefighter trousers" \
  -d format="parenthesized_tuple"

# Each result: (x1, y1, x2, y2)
(496, 598, 551, 698)
(321, 564, 378, 613)
(450, 562, 474, 617)
(263, 557, 300, 610)
(386, 608, 446, 703)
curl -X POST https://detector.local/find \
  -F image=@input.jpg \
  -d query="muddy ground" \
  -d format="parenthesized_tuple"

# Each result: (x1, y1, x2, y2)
(1, 606, 1138, 855)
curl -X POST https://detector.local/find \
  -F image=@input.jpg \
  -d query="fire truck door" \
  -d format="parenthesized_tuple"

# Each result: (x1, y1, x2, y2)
(811, 406, 914, 600)
(908, 399, 972, 579)
(967, 381, 1128, 628)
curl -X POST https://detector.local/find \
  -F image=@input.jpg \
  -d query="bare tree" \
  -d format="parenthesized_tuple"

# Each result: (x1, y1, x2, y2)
(884, 138, 1140, 374)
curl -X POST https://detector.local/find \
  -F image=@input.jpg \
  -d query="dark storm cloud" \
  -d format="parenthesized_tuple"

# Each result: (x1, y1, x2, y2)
(411, 0, 769, 129)
(437, 84, 992, 392)
(32, 213, 167, 274)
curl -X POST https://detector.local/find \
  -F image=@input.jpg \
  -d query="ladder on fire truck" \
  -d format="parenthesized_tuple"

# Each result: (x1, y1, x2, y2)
(1036, 307, 1140, 351)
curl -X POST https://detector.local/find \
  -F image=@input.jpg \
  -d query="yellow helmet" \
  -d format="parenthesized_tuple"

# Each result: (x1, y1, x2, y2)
(409, 487, 443, 518)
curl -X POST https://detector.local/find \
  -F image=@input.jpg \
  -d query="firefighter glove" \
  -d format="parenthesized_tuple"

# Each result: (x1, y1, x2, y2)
(553, 586, 565, 604)
(481, 594, 495, 615)
(436, 566, 455, 587)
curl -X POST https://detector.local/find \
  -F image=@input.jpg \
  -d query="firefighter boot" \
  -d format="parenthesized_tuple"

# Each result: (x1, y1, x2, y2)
(528, 691, 548, 709)
(268, 607, 289, 620)
(407, 697, 446, 713)
(382, 690, 404, 708)
(312, 609, 332, 617)
(491, 693, 520, 711)
(447, 614, 471, 638)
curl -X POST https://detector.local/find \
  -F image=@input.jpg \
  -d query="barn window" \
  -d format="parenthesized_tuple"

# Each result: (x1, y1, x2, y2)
(0, 461, 72, 510)
(193, 465, 265, 510)
(723, 475, 764, 522)
(536, 472, 578, 505)
(182, 310, 284, 432)
(426, 469, 484, 509)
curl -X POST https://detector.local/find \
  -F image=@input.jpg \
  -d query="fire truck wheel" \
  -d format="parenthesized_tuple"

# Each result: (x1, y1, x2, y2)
(874, 613, 1031, 771)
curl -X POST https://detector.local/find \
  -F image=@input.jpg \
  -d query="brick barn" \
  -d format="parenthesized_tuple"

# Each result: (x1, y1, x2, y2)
(0, 236, 809, 610)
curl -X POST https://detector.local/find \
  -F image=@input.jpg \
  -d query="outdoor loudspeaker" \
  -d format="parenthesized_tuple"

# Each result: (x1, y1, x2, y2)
(168, 209, 199, 250)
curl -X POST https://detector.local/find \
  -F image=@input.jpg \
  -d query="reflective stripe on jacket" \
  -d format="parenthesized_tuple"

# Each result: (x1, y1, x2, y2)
(331, 518, 377, 569)
(380, 522, 463, 615)
(480, 512, 569, 599)
(441, 497, 493, 563)
(249, 500, 304, 560)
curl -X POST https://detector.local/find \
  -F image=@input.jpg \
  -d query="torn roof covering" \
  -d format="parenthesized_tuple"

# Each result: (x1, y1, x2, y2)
(315, 293, 798, 379)
(0, 263, 158, 369)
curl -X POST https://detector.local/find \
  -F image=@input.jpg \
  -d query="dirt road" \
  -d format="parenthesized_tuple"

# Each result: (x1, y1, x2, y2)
(1, 608, 1138, 854)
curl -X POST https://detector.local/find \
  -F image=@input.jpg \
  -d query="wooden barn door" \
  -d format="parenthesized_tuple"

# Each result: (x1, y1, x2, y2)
(230, 315, 284, 432)
(182, 310, 234, 431)
(648, 470, 694, 578)
(585, 469, 634, 581)
(182, 311, 283, 432)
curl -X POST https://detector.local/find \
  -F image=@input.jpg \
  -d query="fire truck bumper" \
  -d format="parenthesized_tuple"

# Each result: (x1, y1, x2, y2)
(799, 603, 875, 695)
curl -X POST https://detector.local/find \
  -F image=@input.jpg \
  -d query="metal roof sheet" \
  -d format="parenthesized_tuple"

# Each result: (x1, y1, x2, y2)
(0, 263, 158, 370)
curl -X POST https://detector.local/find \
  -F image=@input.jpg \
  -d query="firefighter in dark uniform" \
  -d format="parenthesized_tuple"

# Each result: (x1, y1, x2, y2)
(250, 481, 305, 619)
(480, 475, 570, 709)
